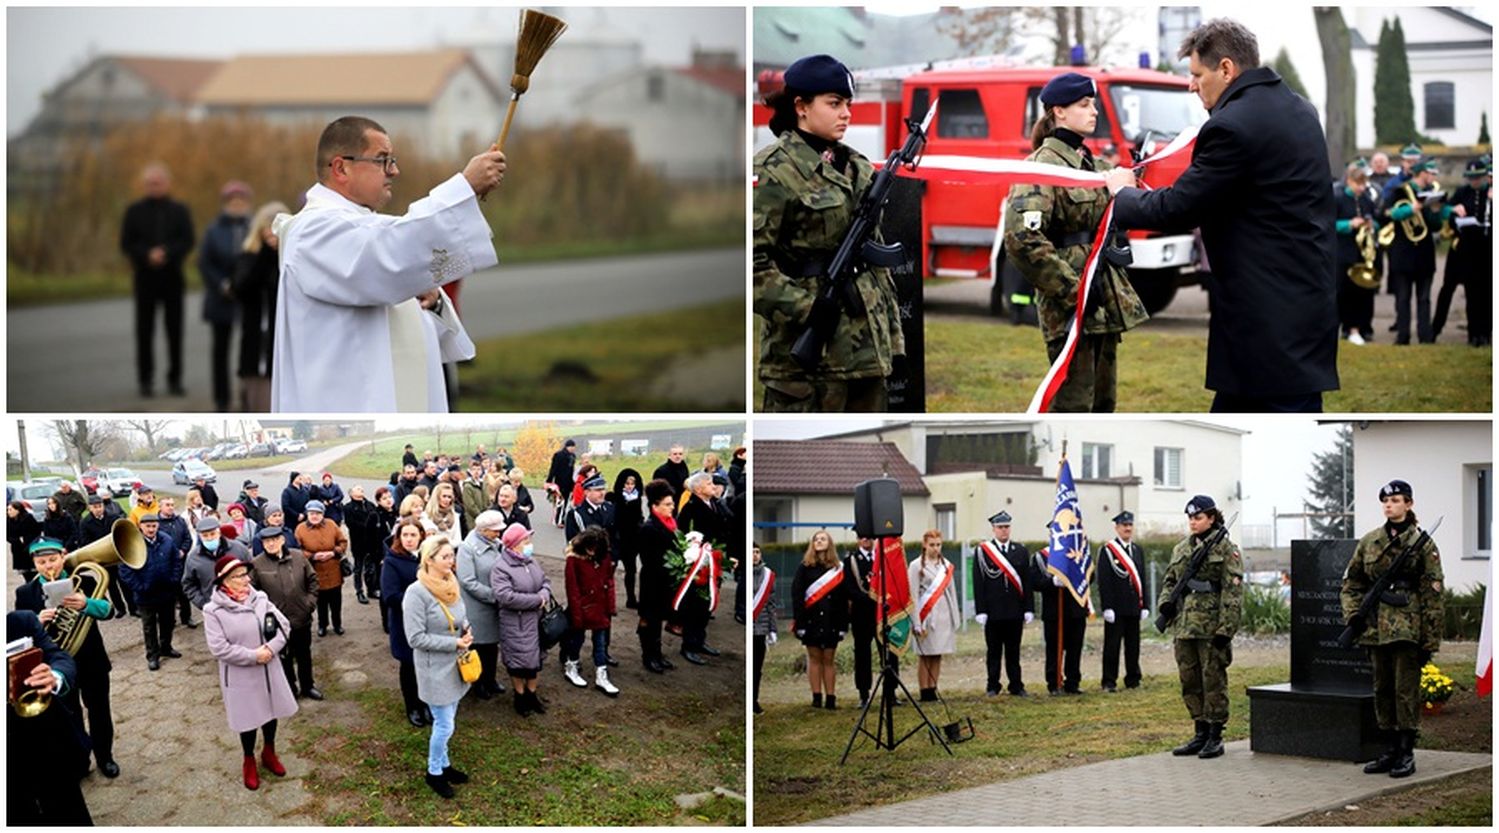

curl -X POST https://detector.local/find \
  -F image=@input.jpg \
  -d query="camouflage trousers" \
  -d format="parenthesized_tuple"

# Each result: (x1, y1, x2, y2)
(1369, 642, 1423, 731)
(760, 377, 887, 413)
(1175, 638, 1232, 723)
(1044, 333, 1120, 412)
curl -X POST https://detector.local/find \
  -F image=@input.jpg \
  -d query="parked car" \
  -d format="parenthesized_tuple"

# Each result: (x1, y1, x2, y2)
(277, 439, 308, 454)
(247, 442, 274, 458)
(173, 459, 217, 485)
(7, 481, 58, 522)
(78, 467, 105, 495)
(98, 468, 144, 498)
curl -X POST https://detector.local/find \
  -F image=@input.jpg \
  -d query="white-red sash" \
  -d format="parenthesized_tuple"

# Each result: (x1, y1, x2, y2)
(752, 568, 775, 622)
(671, 544, 722, 612)
(803, 563, 844, 609)
(917, 562, 954, 625)
(1105, 539, 1144, 608)
(900, 125, 1201, 413)
(979, 541, 1024, 593)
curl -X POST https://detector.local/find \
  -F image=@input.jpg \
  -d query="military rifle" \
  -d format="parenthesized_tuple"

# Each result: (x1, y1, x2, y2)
(1336, 515, 1442, 650)
(790, 101, 939, 372)
(1154, 511, 1238, 633)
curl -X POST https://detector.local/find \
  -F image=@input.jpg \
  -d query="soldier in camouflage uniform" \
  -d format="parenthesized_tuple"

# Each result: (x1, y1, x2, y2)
(1003, 72, 1148, 412)
(1341, 479, 1443, 779)
(1158, 495, 1243, 759)
(753, 54, 904, 412)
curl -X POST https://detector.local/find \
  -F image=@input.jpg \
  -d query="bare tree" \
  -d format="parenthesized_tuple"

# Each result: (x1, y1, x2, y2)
(50, 420, 120, 473)
(124, 419, 171, 454)
(17, 420, 32, 481)
(1018, 6, 1135, 66)
(934, 6, 1023, 56)
(1315, 7, 1357, 172)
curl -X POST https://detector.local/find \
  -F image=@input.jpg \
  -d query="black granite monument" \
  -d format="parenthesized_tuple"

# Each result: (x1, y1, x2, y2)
(1246, 539, 1382, 760)
(882, 175, 925, 413)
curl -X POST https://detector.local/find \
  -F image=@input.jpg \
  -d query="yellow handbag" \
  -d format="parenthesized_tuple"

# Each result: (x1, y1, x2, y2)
(437, 599, 483, 684)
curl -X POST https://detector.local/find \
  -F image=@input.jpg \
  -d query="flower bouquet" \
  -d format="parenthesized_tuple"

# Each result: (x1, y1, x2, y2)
(1420, 662, 1456, 713)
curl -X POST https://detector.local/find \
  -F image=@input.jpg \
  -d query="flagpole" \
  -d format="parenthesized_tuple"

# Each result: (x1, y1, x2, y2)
(1056, 442, 1067, 694)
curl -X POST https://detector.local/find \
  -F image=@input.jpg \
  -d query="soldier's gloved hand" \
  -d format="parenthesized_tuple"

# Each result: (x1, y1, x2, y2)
(975, 613, 988, 626)
(1158, 601, 1177, 621)
(1051, 574, 1065, 587)
(1418, 648, 1433, 666)
(1103, 608, 1116, 624)
(1211, 633, 1232, 650)
(1141, 608, 1151, 621)
(1023, 612, 1034, 624)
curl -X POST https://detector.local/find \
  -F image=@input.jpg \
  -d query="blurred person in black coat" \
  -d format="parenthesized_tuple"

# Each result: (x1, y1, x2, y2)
(7, 610, 94, 825)
(119, 162, 195, 398)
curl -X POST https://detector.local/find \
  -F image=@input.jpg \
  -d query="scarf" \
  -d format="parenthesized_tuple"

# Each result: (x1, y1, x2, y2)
(654, 508, 677, 533)
(223, 582, 251, 603)
(418, 564, 460, 605)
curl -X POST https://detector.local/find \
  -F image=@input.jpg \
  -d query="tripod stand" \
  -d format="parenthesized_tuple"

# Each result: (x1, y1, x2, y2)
(840, 535, 952, 764)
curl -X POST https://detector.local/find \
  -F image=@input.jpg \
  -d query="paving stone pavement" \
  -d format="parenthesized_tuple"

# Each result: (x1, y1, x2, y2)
(807, 740, 1492, 827)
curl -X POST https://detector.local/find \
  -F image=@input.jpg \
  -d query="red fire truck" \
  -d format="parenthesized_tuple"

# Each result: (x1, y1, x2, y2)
(754, 63, 1208, 317)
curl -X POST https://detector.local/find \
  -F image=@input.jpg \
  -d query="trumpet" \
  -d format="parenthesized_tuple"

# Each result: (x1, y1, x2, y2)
(1378, 196, 1429, 247)
(1349, 221, 1380, 289)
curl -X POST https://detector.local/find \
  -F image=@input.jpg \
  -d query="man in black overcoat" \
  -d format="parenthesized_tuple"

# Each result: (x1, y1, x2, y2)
(1106, 18, 1337, 412)
(119, 163, 195, 398)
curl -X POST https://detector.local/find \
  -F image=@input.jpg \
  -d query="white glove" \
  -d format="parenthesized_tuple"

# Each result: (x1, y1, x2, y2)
(975, 613, 989, 626)
(767, 631, 778, 646)
(1141, 608, 1151, 621)
(1103, 608, 1115, 624)
(1052, 575, 1065, 587)
(1023, 612, 1034, 624)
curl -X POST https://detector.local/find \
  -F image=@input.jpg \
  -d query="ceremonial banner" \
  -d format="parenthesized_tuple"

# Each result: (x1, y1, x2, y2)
(1045, 457, 1093, 606)
(872, 537, 913, 655)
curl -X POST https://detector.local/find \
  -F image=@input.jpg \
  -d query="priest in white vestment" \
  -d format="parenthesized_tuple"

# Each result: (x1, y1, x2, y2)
(270, 115, 507, 412)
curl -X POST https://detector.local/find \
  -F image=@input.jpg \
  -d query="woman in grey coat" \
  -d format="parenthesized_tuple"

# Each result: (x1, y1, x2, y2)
(455, 511, 507, 699)
(403, 535, 474, 799)
(490, 522, 553, 716)
(202, 554, 297, 791)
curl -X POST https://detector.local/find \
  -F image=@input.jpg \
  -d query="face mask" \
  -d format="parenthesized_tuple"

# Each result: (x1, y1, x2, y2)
(203, 538, 220, 552)
(521, 543, 534, 558)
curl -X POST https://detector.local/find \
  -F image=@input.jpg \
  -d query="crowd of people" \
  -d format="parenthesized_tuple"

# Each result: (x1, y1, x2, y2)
(754, 499, 1233, 750)
(8, 438, 748, 819)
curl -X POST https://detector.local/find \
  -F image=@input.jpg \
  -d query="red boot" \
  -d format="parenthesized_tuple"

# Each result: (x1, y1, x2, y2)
(261, 744, 286, 777)
(242, 755, 260, 790)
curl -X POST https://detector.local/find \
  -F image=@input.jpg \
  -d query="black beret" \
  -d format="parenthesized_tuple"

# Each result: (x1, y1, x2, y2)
(784, 54, 855, 99)
(1379, 480, 1413, 500)
(1112, 510, 1135, 525)
(1039, 72, 1097, 107)
(1184, 495, 1216, 515)
(988, 511, 1012, 525)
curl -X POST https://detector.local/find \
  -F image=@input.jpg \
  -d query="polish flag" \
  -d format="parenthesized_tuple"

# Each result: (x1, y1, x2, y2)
(1477, 585, 1492, 698)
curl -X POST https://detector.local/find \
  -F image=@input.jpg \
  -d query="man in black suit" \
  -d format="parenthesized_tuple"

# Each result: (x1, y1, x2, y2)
(7, 609, 94, 825)
(1107, 18, 1337, 412)
(1097, 511, 1149, 691)
(973, 511, 1034, 696)
(1033, 541, 1088, 695)
(119, 162, 195, 398)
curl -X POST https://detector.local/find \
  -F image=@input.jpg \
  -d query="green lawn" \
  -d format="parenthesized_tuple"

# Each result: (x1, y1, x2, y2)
(459, 299, 745, 412)
(921, 319, 1492, 412)
(293, 680, 745, 825)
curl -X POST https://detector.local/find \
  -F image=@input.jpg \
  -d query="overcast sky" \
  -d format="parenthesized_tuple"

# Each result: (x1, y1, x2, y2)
(752, 417, 1347, 537)
(6, 4, 746, 137)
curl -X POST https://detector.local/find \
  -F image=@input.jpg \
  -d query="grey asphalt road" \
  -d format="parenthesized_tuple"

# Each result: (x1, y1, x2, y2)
(7, 248, 744, 413)
(925, 259, 1478, 344)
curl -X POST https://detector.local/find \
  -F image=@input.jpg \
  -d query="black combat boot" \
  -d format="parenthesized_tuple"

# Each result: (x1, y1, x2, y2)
(1389, 730, 1417, 778)
(1197, 722, 1225, 758)
(1172, 720, 1209, 756)
(824, 694, 837, 710)
(811, 692, 823, 709)
(1362, 729, 1400, 774)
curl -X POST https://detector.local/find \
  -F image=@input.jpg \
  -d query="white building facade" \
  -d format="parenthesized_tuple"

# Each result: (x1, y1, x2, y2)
(1350, 7, 1493, 149)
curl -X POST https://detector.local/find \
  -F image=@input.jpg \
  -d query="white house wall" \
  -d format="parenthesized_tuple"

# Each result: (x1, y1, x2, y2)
(429, 65, 507, 160)
(1351, 421, 1491, 592)
(1350, 7, 1493, 149)
(576, 70, 743, 182)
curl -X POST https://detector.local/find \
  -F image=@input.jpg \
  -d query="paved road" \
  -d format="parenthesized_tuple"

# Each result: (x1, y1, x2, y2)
(8, 248, 743, 412)
(809, 740, 1491, 826)
(926, 267, 1479, 343)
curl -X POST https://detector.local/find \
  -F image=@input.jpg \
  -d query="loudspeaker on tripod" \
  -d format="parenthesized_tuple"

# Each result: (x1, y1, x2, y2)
(853, 478, 903, 539)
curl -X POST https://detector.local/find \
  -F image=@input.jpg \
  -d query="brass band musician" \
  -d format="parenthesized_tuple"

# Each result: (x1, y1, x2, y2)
(1334, 162, 1380, 344)
(1382, 159, 1460, 345)
(13, 537, 120, 779)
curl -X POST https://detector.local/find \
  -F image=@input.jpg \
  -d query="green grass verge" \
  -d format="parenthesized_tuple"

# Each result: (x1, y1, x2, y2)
(1395, 772, 1493, 826)
(753, 661, 1290, 826)
(459, 298, 745, 411)
(920, 319, 1492, 412)
(291, 681, 745, 825)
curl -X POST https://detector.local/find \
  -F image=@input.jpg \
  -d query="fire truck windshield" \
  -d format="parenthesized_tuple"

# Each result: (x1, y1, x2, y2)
(1108, 84, 1207, 143)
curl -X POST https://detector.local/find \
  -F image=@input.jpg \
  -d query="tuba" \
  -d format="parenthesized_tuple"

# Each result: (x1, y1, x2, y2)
(49, 520, 147, 658)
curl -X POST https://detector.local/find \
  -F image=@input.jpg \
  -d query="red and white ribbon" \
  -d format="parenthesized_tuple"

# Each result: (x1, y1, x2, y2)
(916, 561, 954, 625)
(672, 536, 722, 612)
(802, 563, 845, 609)
(898, 125, 1201, 412)
(978, 541, 1024, 593)
(1105, 539, 1144, 608)
(752, 568, 775, 622)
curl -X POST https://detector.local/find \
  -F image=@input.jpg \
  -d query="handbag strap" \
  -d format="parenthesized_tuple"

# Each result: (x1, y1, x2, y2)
(435, 598, 456, 634)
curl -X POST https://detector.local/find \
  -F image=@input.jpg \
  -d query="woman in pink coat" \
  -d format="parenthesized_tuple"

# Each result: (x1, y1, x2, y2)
(203, 554, 298, 790)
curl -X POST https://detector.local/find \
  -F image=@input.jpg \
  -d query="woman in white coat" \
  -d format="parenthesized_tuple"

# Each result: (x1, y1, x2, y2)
(908, 529, 960, 702)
